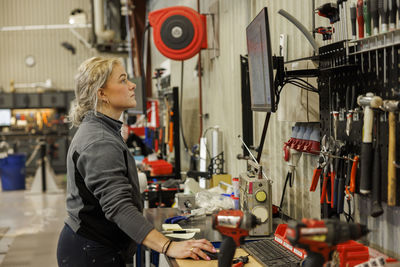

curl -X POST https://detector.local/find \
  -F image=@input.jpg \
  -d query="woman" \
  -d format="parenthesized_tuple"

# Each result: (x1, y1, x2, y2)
(57, 57, 215, 266)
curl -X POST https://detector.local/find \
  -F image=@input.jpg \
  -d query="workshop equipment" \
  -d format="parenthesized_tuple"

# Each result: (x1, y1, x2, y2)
(389, 0, 397, 30)
(212, 210, 261, 267)
(364, 0, 372, 36)
(371, 111, 383, 217)
(346, 85, 356, 136)
(381, 100, 400, 206)
(357, 93, 382, 195)
(314, 27, 333, 41)
(239, 168, 273, 236)
(357, 0, 365, 38)
(371, 0, 380, 34)
(286, 219, 370, 267)
(148, 6, 207, 60)
(379, 0, 390, 32)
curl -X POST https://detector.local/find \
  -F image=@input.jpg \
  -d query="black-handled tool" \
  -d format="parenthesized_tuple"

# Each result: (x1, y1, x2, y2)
(357, 93, 383, 195)
(371, 0, 380, 34)
(379, 0, 389, 32)
(337, 158, 346, 214)
(389, 0, 397, 30)
(351, 2, 357, 39)
(371, 112, 383, 217)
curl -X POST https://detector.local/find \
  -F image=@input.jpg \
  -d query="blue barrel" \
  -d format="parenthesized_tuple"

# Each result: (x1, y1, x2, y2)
(0, 154, 26, 191)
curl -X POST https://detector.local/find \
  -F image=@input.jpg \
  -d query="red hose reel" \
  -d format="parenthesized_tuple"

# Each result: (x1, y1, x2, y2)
(148, 6, 207, 60)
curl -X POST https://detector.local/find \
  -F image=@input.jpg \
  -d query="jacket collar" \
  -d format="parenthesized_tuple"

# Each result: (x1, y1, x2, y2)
(84, 111, 122, 133)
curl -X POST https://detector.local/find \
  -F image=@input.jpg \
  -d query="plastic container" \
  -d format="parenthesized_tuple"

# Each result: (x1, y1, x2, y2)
(0, 154, 26, 191)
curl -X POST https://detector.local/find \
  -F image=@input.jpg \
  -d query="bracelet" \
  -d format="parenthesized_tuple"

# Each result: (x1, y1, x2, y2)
(164, 241, 173, 255)
(162, 239, 171, 254)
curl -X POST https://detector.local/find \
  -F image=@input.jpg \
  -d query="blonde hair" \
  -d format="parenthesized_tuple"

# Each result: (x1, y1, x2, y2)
(69, 56, 121, 127)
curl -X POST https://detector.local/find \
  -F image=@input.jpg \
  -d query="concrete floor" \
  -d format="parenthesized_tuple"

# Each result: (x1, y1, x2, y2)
(0, 174, 67, 267)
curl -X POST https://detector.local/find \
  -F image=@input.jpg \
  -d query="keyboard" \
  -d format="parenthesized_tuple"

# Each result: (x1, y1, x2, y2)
(241, 238, 301, 267)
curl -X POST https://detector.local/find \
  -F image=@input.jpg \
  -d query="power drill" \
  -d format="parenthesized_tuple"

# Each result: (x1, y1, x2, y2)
(285, 219, 370, 267)
(212, 210, 261, 267)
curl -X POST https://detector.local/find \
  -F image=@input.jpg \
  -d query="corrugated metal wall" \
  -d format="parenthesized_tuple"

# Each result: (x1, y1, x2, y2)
(0, 0, 100, 91)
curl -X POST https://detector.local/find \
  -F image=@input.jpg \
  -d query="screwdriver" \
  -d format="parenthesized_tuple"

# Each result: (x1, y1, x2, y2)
(389, 0, 397, 30)
(351, 2, 357, 39)
(364, 0, 372, 36)
(371, 0, 380, 34)
(397, 0, 400, 28)
(379, 0, 389, 32)
(357, 0, 365, 38)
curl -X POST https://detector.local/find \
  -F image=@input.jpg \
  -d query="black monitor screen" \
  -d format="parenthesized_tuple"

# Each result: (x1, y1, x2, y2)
(0, 109, 11, 126)
(246, 7, 275, 112)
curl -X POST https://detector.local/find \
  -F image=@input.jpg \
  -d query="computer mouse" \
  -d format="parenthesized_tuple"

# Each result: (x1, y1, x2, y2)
(202, 250, 219, 260)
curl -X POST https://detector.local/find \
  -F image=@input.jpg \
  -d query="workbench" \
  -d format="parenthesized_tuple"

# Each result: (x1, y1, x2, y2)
(143, 208, 264, 267)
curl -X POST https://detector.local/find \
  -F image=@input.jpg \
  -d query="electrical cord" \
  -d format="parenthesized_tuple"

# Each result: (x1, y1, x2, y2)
(274, 76, 319, 111)
(179, 61, 190, 153)
(279, 171, 294, 216)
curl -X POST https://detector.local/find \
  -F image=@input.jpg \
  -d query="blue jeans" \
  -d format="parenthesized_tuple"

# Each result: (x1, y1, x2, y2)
(57, 224, 125, 267)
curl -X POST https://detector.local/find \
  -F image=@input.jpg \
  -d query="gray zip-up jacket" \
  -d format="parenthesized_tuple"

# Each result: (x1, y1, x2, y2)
(65, 111, 154, 255)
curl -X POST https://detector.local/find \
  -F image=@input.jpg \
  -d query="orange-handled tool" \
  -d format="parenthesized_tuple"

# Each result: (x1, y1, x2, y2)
(310, 167, 322, 192)
(349, 156, 359, 193)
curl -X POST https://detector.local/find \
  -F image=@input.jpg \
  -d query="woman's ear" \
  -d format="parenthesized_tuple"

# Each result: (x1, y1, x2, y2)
(97, 88, 108, 103)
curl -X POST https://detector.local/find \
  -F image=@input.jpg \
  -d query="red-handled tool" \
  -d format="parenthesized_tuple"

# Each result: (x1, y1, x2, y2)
(310, 156, 325, 191)
(357, 0, 365, 38)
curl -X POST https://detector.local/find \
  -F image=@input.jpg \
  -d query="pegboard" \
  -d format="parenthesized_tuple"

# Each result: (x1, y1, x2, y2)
(317, 39, 400, 212)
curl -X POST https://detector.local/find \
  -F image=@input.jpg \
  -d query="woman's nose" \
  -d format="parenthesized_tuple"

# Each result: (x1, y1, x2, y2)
(129, 81, 136, 90)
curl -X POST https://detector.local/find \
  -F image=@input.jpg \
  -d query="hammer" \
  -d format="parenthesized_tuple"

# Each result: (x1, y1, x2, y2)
(357, 93, 383, 195)
(381, 100, 400, 206)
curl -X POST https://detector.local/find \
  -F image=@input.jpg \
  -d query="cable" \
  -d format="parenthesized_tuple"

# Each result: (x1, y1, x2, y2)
(279, 171, 294, 214)
(179, 61, 190, 153)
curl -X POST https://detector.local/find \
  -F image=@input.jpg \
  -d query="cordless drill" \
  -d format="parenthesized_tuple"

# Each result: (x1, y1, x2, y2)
(285, 219, 370, 267)
(212, 210, 261, 267)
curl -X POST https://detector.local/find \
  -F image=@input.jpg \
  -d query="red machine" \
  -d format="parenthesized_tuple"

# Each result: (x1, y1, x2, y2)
(212, 210, 261, 267)
(148, 6, 207, 60)
(285, 219, 370, 267)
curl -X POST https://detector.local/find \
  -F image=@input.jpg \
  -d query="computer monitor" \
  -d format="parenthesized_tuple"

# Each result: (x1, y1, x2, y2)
(246, 7, 275, 112)
(0, 109, 11, 126)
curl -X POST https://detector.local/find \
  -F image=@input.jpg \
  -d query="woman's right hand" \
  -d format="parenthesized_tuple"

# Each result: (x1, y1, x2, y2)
(166, 239, 216, 260)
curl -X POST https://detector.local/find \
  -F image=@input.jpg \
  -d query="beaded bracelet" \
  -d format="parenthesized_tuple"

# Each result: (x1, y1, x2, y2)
(164, 240, 173, 255)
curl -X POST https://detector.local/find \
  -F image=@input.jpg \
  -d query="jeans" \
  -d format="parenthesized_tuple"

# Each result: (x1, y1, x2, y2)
(57, 224, 125, 267)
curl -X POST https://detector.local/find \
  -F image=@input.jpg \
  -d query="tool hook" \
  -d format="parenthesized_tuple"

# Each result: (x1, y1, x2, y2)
(394, 161, 400, 169)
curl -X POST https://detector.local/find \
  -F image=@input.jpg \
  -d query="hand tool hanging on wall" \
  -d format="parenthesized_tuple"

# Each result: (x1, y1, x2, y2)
(379, 0, 390, 32)
(397, 0, 400, 28)
(337, 0, 344, 40)
(315, 3, 339, 40)
(332, 92, 340, 141)
(342, 0, 349, 40)
(371, 0, 380, 34)
(364, 0, 372, 36)
(351, 2, 357, 39)
(357, 0, 365, 38)
(346, 85, 356, 136)
(381, 100, 400, 206)
(357, 93, 383, 195)
(314, 27, 333, 41)
(371, 111, 383, 217)
(389, 0, 397, 30)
